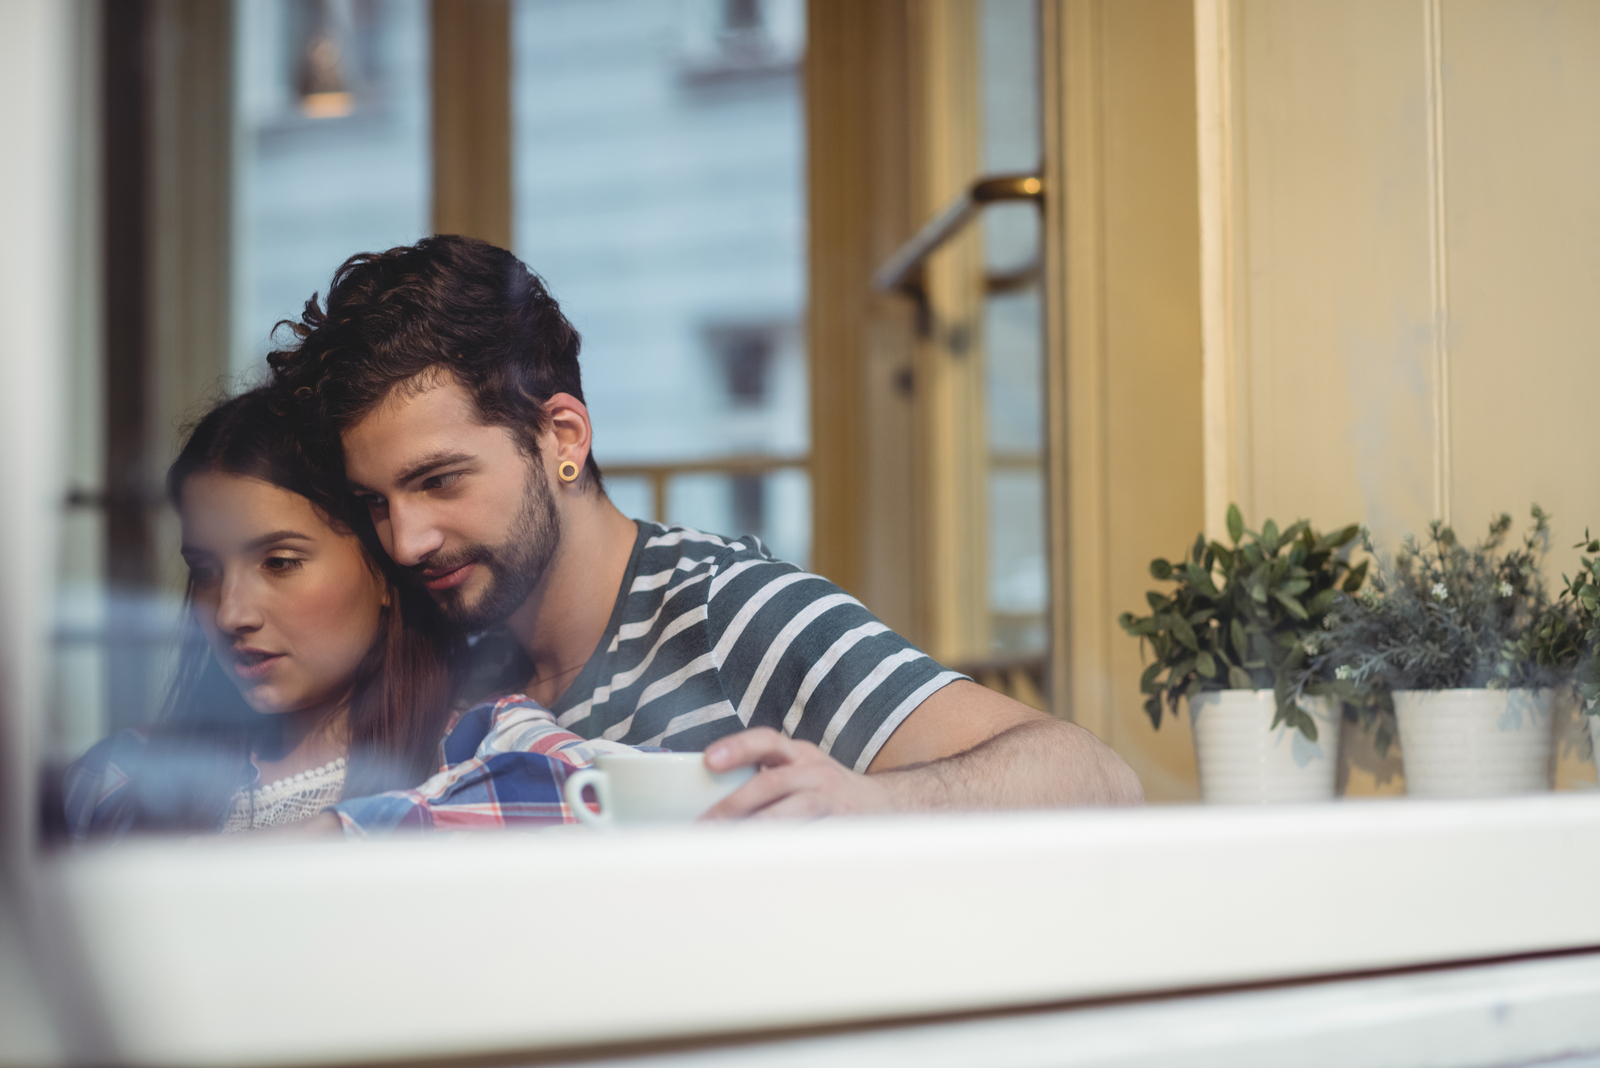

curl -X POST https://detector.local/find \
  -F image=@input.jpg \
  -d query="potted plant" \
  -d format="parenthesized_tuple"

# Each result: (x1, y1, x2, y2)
(1321, 507, 1567, 798)
(1120, 505, 1365, 803)
(1543, 532, 1600, 769)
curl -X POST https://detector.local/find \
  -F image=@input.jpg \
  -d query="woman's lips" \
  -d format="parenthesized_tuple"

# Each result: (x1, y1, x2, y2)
(423, 562, 476, 591)
(232, 650, 285, 680)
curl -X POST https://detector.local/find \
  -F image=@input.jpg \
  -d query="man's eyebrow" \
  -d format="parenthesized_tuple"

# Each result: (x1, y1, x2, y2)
(393, 450, 476, 487)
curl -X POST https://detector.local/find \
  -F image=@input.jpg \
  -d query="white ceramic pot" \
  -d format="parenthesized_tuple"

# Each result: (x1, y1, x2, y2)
(1589, 711, 1600, 777)
(1392, 688, 1554, 798)
(1187, 689, 1341, 804)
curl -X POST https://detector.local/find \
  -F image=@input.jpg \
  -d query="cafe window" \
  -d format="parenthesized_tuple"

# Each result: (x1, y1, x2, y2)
(11, 3, 1600, 1064)
(233, 0, 430, 377)
(512, 0, 810, 565)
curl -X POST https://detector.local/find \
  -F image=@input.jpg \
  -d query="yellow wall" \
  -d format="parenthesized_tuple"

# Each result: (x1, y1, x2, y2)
(816, 1, 1600, 799)
(1204, 0, 1600, 573)
(1196, 0, 1600, 792)
(1044, 0, 1207, 800)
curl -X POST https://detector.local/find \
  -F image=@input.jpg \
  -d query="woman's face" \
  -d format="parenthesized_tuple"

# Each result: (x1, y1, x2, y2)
(179, 472, 387, 717)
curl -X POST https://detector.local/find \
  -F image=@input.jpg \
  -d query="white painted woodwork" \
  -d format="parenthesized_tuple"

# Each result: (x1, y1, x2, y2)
(566, 952, 1600, 1068)
(50, 795, 1600, 1066)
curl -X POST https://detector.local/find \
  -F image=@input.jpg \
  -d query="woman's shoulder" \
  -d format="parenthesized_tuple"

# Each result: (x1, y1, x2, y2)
(61, 729, 153, 841)
(66, 728, 152, 782)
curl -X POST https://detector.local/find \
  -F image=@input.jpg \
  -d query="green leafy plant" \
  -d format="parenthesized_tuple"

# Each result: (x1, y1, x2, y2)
(1321, 507, 1567, 707)
(1540, 530, 1600, 714)
(1119, 504, 1365, 741)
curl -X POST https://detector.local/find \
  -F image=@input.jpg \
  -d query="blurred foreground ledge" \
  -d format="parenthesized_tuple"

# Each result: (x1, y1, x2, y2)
(14, 796, 1600, 1067)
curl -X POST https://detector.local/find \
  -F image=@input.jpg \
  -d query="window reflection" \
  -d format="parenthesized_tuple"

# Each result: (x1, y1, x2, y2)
(980, 0, 1046, 661)
(512, 0, 808, 562)
(233, 0, 429, 377)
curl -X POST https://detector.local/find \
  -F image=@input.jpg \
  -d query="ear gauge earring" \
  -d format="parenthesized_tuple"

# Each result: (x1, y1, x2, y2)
(558, 460, 580, 483)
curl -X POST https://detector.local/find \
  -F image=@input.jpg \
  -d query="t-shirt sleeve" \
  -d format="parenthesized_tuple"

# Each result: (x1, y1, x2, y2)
(701, 545, 966, 772)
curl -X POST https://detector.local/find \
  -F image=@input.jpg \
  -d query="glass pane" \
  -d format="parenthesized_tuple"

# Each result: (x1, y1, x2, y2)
(232, 0, 431, 377)
(48, 1, 433, 760)
(511, 0, 809, 560)
(664, 469, 812, 567)
(980, 0, 1045, 658)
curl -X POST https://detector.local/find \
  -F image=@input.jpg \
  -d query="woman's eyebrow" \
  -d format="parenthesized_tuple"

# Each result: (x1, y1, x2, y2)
(242, 530, 314, 551)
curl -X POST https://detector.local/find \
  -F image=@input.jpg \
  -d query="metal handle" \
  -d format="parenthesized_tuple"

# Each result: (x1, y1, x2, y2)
(872, 173, 1043, 294)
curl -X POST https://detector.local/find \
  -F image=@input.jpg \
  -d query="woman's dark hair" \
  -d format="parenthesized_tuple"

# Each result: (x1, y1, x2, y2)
(140, 386, 458, 831)
(267, 234, 603, 490)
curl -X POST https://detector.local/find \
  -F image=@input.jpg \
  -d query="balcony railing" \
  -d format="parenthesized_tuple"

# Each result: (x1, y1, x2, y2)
(602, 454, 810, 524)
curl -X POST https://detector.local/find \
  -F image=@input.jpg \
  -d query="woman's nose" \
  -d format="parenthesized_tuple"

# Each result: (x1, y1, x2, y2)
(213, 572, 263, 634)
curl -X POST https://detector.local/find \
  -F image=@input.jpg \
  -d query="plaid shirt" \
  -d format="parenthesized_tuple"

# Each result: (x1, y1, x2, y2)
(332, 694, 655, 835)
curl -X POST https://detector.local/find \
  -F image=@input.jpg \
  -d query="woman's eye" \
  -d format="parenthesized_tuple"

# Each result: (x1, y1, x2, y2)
(187, 566, 220, 586)
(263, 556, 304, 574)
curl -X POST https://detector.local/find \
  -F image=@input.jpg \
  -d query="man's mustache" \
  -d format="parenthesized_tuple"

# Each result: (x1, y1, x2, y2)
(404, 545, 494, 584)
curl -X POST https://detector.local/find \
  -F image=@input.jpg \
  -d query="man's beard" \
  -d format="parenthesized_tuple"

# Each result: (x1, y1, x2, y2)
(425, 463, 561, 633)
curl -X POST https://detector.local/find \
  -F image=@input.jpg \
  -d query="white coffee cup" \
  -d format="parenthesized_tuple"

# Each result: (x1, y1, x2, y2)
(562, 752, 756, 827)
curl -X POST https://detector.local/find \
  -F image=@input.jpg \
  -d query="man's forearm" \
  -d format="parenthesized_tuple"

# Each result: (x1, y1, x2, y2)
(874, 717, 1144, 810)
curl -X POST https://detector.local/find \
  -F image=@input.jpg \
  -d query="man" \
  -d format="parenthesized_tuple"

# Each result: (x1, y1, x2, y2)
(272, 236, 1142, 816)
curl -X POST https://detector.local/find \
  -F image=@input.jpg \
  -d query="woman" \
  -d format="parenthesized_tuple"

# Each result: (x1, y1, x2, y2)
(64, 387, 631, 838)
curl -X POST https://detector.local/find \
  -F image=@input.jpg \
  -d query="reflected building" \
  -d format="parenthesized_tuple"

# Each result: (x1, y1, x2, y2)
(234, 0, 811, 566)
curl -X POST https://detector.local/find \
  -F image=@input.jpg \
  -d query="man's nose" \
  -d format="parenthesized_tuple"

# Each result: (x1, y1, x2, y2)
(386, 500, 445, 568)
(214, 572, 263, 635)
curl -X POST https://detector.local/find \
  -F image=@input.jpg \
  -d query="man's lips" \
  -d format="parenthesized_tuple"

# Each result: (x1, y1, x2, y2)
(421, 561, 476, 591)
(232, 649, 285, 680)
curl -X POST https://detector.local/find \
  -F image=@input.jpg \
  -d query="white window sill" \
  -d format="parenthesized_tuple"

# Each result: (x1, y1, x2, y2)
(43, 795, 1600, 1066)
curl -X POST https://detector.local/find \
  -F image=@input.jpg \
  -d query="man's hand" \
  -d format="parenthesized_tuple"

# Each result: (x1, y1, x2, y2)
(698, 681, 1143, 818)
(700, 728, 897, 819)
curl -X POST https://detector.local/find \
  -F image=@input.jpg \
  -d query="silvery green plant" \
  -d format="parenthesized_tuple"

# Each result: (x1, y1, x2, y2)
(1319, 507, 1565, 716)
(1120, 504, 1365, 742)
(1532, 531, 1600, 714)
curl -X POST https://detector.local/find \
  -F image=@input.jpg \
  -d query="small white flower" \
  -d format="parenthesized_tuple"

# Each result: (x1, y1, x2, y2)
(1322, 613, 1338, 630)
(1358, 586, 1381, 606)
(1336, 665, 1355, 681)
(1302, 639, 1317, 655)
(1498, 581, 1514, 598)
(1431, 582, 1448, 601)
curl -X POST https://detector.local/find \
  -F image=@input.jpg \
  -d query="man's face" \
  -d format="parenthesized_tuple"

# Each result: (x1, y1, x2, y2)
(342, 376, 560, 631)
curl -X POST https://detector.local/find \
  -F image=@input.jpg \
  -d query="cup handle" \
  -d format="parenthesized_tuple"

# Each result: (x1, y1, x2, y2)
(563, 768, 611, 827)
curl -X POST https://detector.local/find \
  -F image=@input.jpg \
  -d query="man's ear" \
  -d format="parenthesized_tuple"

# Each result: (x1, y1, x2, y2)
(543, 392, 594, 487)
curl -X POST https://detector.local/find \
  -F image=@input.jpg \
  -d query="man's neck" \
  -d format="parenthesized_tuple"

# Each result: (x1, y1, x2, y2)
(504, 493, 639, 708)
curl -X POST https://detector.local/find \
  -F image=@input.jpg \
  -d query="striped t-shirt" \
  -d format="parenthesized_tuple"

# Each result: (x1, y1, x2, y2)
(549, 522, 963, 772)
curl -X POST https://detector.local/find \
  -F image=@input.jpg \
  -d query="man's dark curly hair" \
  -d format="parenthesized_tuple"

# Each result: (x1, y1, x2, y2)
(268, 234, 603, 489)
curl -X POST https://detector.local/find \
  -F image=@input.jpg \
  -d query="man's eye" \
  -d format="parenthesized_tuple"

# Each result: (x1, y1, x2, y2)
(424, 472, 463, 491)
(355, 492, 387, 509)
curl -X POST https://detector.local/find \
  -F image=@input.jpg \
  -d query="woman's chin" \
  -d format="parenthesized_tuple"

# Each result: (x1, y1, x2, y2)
(234, 680, 297, 717)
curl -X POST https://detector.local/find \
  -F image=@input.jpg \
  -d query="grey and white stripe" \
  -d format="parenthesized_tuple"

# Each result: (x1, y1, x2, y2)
(554, 523, 963, 771)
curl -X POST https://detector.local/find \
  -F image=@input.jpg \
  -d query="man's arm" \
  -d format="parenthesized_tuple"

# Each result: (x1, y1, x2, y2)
(702, 680, 1143, 817)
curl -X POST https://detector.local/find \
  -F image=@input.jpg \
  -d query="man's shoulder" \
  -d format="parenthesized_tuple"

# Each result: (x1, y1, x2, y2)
(627, 523, 805, 606)
(632, 523, 778, 571)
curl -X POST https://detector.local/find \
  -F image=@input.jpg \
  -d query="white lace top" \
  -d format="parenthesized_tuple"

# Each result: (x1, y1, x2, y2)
(223, 757, 347, 833)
